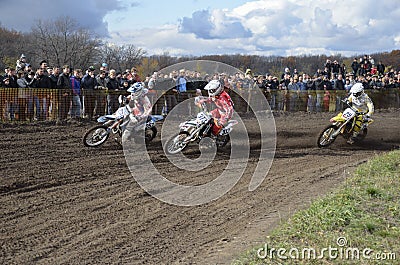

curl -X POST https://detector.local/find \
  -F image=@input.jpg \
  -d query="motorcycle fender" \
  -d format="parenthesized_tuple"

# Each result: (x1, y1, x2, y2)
(219, 120, 237, 135)
(330, 112, 346, 123)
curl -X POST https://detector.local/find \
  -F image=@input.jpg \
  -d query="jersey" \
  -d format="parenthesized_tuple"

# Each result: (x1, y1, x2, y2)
(347, 93, 374, 116)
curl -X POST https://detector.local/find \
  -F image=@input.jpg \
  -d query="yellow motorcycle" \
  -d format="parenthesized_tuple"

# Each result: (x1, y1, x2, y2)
(317, 100, 373, 148)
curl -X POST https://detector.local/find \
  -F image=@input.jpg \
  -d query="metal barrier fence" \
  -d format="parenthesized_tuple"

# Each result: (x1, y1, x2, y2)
(0, 88, 399, 122)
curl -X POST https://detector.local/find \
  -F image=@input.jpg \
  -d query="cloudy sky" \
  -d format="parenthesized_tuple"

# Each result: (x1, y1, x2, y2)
(1, 0, 399, 57)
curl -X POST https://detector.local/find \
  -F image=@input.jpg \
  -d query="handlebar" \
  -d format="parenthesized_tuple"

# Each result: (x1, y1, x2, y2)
(341, 99, 367, 116)
(195, 96, 209, 113)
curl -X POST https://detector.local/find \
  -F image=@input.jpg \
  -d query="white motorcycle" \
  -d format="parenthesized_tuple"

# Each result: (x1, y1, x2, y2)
(165, 97, 238, 154)
(83, 96, 163, 147)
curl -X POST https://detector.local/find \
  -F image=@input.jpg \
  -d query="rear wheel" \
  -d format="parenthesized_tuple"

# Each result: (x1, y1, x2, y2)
(132, 127, 157, 144)
(83, 125, 110, 147)
(355, 127, 368, 142)
(317, 125, 338, 148)
(165, 133, 188, 154)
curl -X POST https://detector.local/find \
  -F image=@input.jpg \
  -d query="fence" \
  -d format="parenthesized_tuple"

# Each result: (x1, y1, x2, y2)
(0, 87, 399, 122)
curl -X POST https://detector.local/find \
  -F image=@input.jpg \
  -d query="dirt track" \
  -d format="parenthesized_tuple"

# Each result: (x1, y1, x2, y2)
(1, 110, 399, 264)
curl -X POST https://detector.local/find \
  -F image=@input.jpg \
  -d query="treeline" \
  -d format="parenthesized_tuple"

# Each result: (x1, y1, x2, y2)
(1, 16, 399, 79)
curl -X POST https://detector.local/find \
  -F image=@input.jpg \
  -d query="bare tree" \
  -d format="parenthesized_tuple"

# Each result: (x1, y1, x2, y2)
(98, 43, 146, 72)
(0, 26, 27, 69)
(29, 16, 101, 68)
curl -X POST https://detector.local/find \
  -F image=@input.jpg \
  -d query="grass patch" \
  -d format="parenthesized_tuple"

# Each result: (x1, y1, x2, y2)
(234, 150, 400, 265)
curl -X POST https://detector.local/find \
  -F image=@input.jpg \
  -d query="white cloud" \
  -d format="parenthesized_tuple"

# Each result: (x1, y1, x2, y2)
(155, 0, 396, 56)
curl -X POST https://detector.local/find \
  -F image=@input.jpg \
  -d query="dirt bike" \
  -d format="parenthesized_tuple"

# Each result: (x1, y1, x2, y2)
(83, 105, 164, 147)
(165, 97, 238, 154)
(317, 100, 373, 148)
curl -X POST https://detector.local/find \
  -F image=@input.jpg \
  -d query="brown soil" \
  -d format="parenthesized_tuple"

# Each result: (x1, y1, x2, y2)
(1, 110, 399, 264)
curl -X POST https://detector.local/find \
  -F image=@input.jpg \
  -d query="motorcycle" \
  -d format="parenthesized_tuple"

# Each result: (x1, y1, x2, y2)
(83, 103, 164, 147)
(165, 97, 238, 154)
(317, 100, 373, 148)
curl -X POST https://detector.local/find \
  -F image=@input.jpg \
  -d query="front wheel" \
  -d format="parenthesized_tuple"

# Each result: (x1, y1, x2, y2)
(145, 127, 157, 143)
(216, 134, 230, 148)
(317, 125, 338, 148)
(165, 133, 188, 154)
(83, 125, 110, 147)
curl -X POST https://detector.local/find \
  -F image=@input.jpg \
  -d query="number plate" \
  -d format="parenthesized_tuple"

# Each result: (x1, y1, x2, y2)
(196, 112, 209, 123)
(342, 108, 356, 120)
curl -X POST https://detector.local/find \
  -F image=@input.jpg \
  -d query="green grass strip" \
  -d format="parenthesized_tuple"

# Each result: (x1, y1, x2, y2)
(234, 150, 400, 265)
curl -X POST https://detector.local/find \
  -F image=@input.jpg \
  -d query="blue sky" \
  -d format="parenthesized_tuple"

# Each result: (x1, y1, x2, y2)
(1, 0, 399, 57)
(105, 0, 250, 30)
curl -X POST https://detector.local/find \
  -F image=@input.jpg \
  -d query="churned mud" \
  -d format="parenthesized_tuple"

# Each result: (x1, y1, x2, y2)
(1, 110, 399, 264)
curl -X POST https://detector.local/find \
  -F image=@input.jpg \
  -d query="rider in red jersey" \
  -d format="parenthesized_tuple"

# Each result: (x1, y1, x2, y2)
(197, 79, 234, 135)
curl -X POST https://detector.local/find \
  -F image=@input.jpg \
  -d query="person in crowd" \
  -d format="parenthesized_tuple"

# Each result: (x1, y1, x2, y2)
(287, 76, 300, 111)
(57, 65, 72, 121)
(1, 77, 17, 120)
(333, 74, 345, 90)
(269, 76, 280, 110)
(331, 60, 340, 76)
(24, 64, 32, 74)
(120, 80, 130, 90)
(5, 67, 18, 88)
(175, 69, 187, 102)
(147, 72, 157, 91)
(281, 67, 290, 80)
(351, 58, 359, 77)
(147, 71, 158, 108)
(16, 54, 28, 72)
(119, 71, 131, 87)
(39, 60, 49, 76)
(16, 70, 32, 121)
(100, 63, 109, 76)
(81, 66, 97, 119)
(130, 67, 141, 82)
(340, 63, 347, 76)
(95, 70, 107, 116)
(33, 67, 52, 120)
(48, 66, 61, 120)
(344, 78, 352, 92)
(296, 75, 308, 111)
(322, 75, 333, 90)
(280, 73, 290, 89)
(376, 61, 385, 76)
(106, 69, 120, 114)
(369, 75, 383, 90)
(368, 55, 375, 67)
(70, 69, 83, 119)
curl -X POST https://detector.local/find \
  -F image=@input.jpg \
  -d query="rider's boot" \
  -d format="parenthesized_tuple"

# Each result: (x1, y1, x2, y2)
(347, 131, 358, 145)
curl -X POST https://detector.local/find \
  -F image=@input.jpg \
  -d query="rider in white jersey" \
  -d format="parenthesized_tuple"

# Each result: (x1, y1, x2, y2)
(345, 82, 374, 144)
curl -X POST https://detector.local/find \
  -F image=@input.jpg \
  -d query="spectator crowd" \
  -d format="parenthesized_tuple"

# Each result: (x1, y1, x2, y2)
(0, 53, 399, 122)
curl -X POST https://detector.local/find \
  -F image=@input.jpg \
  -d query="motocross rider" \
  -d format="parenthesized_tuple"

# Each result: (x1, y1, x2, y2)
(196, 79, 234, 136)
(121, 82, 152, 141)
(345, 82, 374, 144)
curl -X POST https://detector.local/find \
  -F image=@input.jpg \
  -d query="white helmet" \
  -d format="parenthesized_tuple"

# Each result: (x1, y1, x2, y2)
(204, 80, 223, 97)
(349, 83, 364, 99)
(128, 82, 147, 99)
